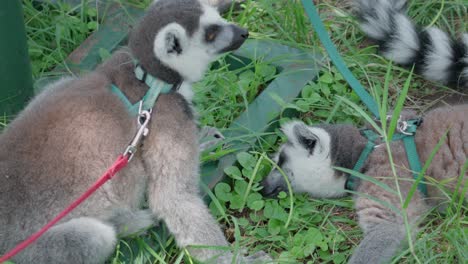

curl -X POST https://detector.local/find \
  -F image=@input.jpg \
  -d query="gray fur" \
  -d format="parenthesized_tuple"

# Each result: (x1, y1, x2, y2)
(347, 222, 406, 264)
(0, 0, 268, 263)
(263, 104, 468, 263)
(104, 208, 156, 237)
(317, 124, 367, 172)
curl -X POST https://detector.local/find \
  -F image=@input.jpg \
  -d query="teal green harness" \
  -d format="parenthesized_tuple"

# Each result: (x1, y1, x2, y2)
(348, 118, 425, 195)
(301, 0, 428, 196)
(110, 64, 174, 116)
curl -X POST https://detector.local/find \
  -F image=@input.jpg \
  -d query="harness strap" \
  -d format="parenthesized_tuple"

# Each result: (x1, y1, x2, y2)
(401, 120, 427, 195)
(300, 0, 379, 118)
(134, 64, 173, 111)
(110, 63, 174, 116)
(346, 129, 379, 190)
(346, 120, 427, 196)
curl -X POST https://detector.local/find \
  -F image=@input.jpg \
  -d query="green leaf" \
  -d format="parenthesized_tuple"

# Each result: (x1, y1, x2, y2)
(242, 167, 254, 178)
(305, 227, 323, 244)
(237, 152, 256, 169)
(301, 84, 315, 98)
(87, 21, 98, 30)
(257, 64, 276, 79)
(320, 85, 331, 97)
(238, 217, 249, 226)
(209, 200, 226, 217)
(214, 182, 232, 202)
(98, 48, 111, 61)
(294, 99, 310, 112)
(263, 200, 288, 221)
(268, 219, 282, 235)
(246, 192, 262, 203)
(249, 211, 264, 223)
(249, 200, 265, 211)
(224, 166, 243, 180)
(277, 191, 287, 199)
(234, 180, 248, 196)
(319, 72, 334, 84)
(229, 194, 244, 210)
(247, 193, 264, 210)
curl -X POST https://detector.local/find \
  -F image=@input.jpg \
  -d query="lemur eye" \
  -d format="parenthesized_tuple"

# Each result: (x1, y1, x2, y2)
(205, 25, 220, 42)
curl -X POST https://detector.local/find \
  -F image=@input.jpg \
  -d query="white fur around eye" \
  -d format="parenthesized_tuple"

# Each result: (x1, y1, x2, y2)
(199, 3, 226, 25)
(307, 127, 331, 156)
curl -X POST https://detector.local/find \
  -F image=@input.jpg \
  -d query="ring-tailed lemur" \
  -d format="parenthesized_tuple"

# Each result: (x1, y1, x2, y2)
(0, 0, 271, 263)
(261, 104, 468, 264)
(355, 0, 468, 89)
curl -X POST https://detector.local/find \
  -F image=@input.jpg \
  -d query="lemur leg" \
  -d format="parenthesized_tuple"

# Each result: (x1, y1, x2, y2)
(13, 217, 116, 264)
(348, 221, 407, 264)
(103, 208, 157, 237)
(144, 136, 232, 263)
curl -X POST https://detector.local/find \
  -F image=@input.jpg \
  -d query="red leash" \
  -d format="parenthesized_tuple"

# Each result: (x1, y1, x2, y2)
(0, 154, 129, 263)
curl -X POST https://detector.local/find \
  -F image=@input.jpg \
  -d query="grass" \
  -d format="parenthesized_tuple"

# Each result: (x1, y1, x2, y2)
(18, 0, 468, 263)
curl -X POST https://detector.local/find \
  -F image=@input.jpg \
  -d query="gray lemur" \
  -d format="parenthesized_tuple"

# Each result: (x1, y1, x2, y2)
(354, 0, 468, 89)
(0, 0, 271, 263)
(261, 104, 467, 264)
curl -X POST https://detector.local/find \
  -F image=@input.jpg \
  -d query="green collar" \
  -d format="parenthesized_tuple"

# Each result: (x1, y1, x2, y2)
(110, 64, 175, 116)
(345, 118, 427, 196)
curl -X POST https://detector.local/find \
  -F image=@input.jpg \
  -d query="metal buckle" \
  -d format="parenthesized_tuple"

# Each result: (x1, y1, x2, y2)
(123, 101, 152, 161)
(385, 115, 414, 136)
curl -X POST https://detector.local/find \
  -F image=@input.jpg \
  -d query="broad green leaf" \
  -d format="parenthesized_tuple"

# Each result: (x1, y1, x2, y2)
(214, 182, 232, 202)
(237, 152, 256, 169)
(229, 194, 244, 210)
(268, 219, 282, 235)
(224, 166, 243, 180)
(234, 180, 248, 196)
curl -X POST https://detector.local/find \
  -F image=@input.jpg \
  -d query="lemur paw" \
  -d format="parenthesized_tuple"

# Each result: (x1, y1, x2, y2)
(238, 250, 274, 264)
(199, 126, 225, 152)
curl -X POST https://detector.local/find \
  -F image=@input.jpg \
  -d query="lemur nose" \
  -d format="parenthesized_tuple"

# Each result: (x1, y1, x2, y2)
(219, 25, 249, 53)
(232, 25, 248, 39)
(240, 29, 249, 39)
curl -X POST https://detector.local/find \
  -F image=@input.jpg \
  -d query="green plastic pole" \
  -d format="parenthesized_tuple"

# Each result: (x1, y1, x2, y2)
(0, 0, 34, 118)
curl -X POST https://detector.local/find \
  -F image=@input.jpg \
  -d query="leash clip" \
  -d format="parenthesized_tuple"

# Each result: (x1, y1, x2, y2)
(123, 102, 152, 161)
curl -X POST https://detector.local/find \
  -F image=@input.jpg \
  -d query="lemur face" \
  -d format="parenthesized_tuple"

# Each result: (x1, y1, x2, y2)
(154, 3, 248, 82)
(261, 121, 348, 198)
(130, 0, 248, 83)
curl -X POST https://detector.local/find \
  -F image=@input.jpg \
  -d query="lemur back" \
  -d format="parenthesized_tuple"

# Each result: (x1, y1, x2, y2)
(262, 104, 468, 264)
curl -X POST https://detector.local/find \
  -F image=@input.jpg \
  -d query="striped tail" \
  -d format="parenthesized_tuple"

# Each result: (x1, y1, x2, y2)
(354, 0, 468, 90)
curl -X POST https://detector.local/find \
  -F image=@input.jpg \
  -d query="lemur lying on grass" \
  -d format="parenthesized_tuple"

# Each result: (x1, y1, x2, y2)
(0, 0, 271, 263)
(262, 104, 467, 264)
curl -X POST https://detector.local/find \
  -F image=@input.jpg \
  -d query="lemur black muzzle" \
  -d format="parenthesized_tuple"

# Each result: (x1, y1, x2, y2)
(219, 25, 249, 53)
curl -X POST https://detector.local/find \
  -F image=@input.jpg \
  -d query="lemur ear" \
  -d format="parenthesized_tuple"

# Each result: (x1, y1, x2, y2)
(154, 23, 187, 58)
(165, 31, 183, 55)
(281, 121, 319, 155)
(293, 123, 318, 155)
